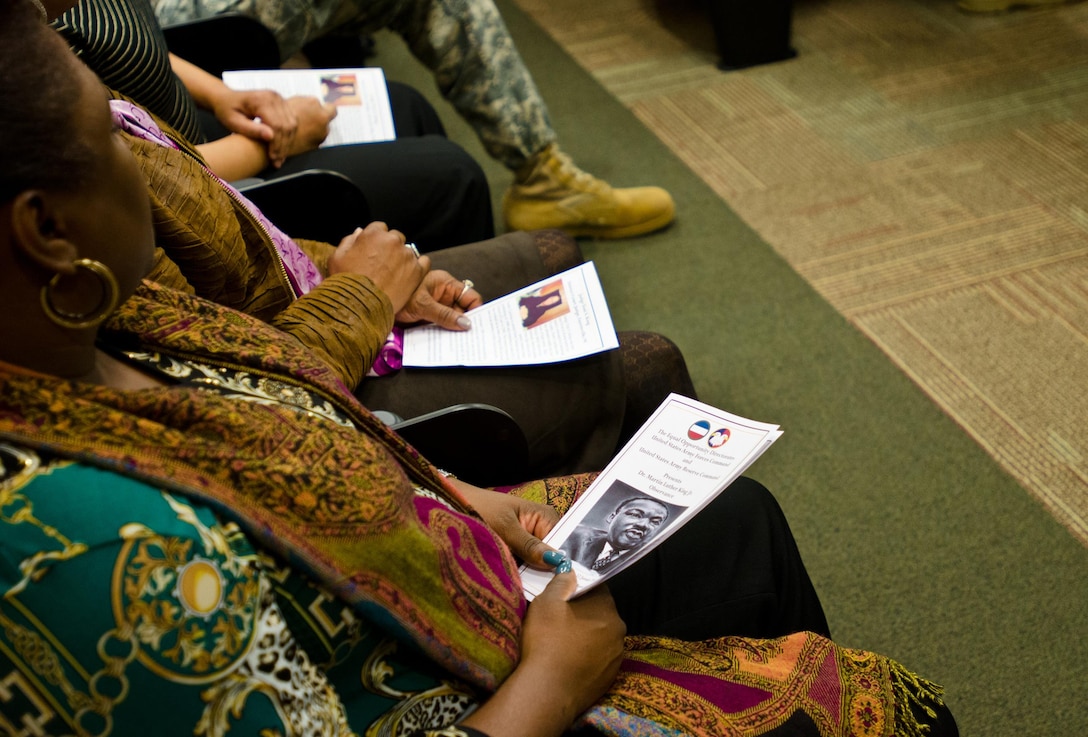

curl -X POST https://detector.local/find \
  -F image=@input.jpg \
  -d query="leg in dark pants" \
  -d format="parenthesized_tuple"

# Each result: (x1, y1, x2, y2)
(271, 134, 494, 250)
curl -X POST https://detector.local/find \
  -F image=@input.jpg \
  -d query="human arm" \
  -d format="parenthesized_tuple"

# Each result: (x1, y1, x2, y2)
(170, 54, 336, 179)
(271, 272, 396, 387)
(123, 117, 413, 388)
(457, 573, 625, 737)
(451, 479, 562, 569)
(284, 224, 428, 319)
(326, 222, 428, 314)
(194, 131, 278, 181)
(193, 95, 336, 180)
(169, 53, 285, 150)
(272, 223, 428, 387)
(308, 237, 483, 332)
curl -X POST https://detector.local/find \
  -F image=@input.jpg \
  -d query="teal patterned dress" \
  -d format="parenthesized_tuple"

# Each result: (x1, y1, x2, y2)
(0, 442, 480, 736)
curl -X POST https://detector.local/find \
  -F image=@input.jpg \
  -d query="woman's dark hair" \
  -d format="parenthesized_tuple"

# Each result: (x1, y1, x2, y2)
(0, 0, 96, 203)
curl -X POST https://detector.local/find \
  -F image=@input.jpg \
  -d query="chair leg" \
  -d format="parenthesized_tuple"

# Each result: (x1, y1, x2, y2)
(705, 0, 797, 70)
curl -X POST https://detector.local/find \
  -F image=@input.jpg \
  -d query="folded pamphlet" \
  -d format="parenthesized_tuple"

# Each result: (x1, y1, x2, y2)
(521, 393, 782, 600)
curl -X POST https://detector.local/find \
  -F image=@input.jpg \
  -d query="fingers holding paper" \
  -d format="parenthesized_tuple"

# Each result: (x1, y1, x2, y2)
(395, 271, 481, 330)
(450, 479, 563, 570)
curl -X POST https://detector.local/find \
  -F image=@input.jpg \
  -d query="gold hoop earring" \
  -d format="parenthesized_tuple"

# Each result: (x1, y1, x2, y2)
(40, 259, 121, 330)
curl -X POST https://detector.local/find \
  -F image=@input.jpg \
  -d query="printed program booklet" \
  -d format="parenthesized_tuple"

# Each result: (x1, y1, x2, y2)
(520, 393, 782, 600)
(221, 67, 396, 147)
(402, 261, 619, 368)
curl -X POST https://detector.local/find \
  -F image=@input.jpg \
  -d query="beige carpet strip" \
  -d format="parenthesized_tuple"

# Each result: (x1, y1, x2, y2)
(513, 0, 1088, 543)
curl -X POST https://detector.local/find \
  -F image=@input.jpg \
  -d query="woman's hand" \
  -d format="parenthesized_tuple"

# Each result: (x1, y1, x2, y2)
(519, 575, 626, 715)
(452, 480, 561, 569)
(395, 270, 482, 330)
(284, 96, 337, 157)
(209, 88, 298, 167)
(459, 573, 625, 737)
(170, 54, 302, 169)
(209, 92, 334, 164)
(327, 222, 427, 313)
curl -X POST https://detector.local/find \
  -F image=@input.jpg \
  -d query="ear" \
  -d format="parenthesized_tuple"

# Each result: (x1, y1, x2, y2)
(8, 190, 79, 275)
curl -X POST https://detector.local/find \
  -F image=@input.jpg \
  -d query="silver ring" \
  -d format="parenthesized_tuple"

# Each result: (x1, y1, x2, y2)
(405, 242, 420, 258)
(458, 279, 474, 303)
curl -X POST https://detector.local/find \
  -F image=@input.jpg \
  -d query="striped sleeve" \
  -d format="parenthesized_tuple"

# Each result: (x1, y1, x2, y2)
(52, 0, 206, 143)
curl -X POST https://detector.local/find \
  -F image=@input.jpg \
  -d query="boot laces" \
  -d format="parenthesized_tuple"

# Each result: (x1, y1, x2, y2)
(552, 149, 610, 194)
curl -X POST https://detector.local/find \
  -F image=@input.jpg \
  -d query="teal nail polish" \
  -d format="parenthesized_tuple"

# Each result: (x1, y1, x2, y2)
(543, 550, 565, 566)
(556, 560, 572, 574)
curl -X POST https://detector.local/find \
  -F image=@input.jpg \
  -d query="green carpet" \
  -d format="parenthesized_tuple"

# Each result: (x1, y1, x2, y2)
(372, 3, 1088, 734)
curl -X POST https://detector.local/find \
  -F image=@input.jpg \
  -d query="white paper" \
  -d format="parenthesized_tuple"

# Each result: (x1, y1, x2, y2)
(402, 262, 619, 368)
(520, 393, 782, 600)
(222, 68, 396, 146)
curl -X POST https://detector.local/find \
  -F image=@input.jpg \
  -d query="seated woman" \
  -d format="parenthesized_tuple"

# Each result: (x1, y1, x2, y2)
(0, 6, 957, 736)
(48, 0, 494, 250)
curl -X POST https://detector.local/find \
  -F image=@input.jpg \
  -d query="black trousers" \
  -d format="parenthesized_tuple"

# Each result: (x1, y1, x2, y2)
(201, 81, 495, 250)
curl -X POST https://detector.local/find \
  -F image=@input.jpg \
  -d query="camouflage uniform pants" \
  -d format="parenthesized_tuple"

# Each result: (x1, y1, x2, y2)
(152, 0, 556, 169)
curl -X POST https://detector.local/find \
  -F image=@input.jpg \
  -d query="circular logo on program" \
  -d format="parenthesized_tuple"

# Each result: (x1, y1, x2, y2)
(688, 420, 711, 440)
(708, 428, 731, 448)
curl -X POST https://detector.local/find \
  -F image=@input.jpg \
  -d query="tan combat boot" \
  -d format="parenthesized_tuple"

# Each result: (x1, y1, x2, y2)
(502, 144, 675, 239)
